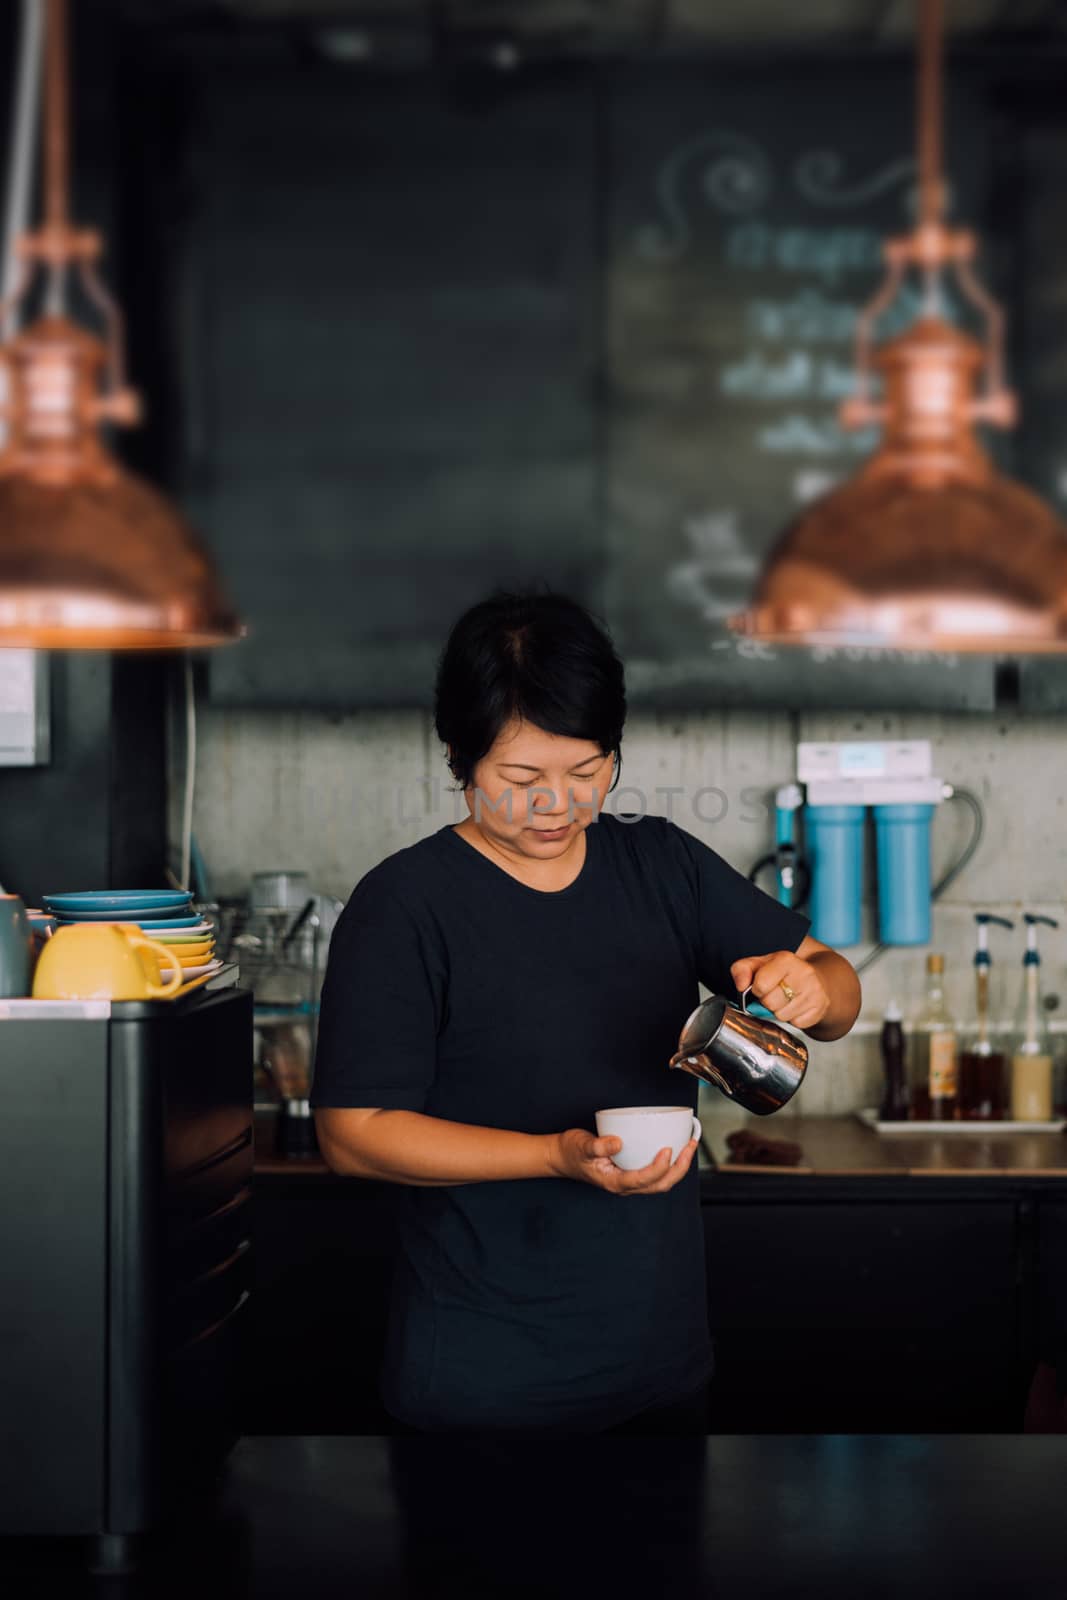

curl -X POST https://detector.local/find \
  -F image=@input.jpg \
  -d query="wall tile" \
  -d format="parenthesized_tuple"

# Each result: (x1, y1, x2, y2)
(173, 702, 1067, 1110)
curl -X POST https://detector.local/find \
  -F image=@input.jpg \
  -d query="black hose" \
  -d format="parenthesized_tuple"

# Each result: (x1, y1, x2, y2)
(747, 852, 812, 912)
(282, 897, 317, 952)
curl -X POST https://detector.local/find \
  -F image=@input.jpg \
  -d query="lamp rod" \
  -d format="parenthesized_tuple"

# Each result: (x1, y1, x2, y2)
(917, 0, 945, 229)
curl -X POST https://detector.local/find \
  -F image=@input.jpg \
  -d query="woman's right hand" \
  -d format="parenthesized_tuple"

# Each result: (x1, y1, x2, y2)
(546, 1128, 698, 1194)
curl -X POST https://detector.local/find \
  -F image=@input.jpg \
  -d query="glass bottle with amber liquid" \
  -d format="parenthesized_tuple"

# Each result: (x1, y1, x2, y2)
(1010, 915, 1059, 1123)
(911, 953, 958, 1121)
(958, 913, 1013, 1120)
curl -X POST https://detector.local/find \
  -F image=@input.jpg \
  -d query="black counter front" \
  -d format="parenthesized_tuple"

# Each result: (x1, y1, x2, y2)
(247, 1112, 1067, 1436)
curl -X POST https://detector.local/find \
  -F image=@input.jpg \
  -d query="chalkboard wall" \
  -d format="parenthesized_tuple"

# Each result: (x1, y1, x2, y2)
(603, 63, 1002, 712)
(124, 41, 1067, 711)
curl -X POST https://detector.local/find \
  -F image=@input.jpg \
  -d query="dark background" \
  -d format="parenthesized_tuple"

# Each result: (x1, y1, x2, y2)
(1, 4, 1066, 1467)
(14, 2, 1067, 714)
(6, 2, 1067, 899)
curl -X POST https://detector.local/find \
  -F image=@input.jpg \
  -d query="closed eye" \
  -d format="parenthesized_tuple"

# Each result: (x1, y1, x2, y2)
(510, 770, 601, 787)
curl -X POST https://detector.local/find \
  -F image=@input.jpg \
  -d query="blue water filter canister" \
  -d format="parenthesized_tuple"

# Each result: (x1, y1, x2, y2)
(804, 803, 866, 948)
(873, 802, 935, 946)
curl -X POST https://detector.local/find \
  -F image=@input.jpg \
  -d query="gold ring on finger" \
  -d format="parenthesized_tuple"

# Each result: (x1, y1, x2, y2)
(779, 980, 796, 1002)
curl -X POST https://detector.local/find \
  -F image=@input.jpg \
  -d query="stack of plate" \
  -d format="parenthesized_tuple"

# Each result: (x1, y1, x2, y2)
(41, 890, 223, 982)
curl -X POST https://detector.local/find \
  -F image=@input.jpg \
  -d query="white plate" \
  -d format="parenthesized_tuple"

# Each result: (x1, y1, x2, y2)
(170, 959, 224, 982)
(856, 1108, 1066, 1135)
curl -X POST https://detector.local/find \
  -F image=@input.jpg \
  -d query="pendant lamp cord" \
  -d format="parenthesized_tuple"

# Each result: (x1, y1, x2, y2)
(3, 0, 43, 339)
(0, 4, 45, 896)
(43, 0, 68, 232)
(917, 0, 944, 230)
(42, 0, 68, 315)
(179, 656, 197, 894)
(916, 0, 946, 316)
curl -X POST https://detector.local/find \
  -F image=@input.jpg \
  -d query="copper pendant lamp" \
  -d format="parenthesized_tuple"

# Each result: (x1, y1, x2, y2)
(0, 0, 243, 649)
(730, 0, 1067, 654)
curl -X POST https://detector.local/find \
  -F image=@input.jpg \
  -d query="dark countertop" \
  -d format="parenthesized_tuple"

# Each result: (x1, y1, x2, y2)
(254, 1107, 331, 1174)
(255, 1107, 1067, 1187)
(4, 1434, 1067, 1598)
(706, 1112, 1067, 1177)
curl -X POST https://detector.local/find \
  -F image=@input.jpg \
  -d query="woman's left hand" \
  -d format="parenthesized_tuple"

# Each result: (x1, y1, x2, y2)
(730, 950, 831, 1032)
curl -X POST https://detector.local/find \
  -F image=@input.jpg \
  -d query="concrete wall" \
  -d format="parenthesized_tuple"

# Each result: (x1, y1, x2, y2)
(173, 704, 1066, 1115)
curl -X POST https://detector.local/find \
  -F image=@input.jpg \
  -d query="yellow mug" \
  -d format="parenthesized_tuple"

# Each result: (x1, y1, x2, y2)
(32, 922, 184, 1001)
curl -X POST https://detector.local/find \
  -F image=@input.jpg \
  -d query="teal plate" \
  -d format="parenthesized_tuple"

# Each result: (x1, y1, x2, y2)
(44, 890, 193, 912)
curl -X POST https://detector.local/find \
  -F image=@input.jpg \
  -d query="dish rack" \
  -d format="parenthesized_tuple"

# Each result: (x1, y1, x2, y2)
(207, 894, 343, 1107)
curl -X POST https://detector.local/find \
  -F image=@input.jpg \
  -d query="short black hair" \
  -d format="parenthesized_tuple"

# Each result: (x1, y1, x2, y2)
(433, 585, 626, 792)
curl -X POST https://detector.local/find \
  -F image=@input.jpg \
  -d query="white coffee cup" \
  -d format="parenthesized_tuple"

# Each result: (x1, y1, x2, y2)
(594, 1105, 702, 1172)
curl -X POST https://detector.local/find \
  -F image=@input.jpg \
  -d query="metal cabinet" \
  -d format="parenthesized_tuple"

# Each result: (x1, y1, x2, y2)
(0, 987, 253, 1562)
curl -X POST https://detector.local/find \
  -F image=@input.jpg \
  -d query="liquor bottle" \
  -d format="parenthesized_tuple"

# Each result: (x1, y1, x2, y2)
(911, 953, 958, 1121)
(1010, 915, 1058, 1123)
(878, 1000, 909, 1121)
(957, 913, 1012, 1120)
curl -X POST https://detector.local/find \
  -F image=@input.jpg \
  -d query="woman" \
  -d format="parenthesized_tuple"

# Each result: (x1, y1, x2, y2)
(311, 588, 861, 1436)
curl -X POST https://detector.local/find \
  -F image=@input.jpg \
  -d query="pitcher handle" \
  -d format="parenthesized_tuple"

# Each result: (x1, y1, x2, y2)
(740, 986, 752, 1013)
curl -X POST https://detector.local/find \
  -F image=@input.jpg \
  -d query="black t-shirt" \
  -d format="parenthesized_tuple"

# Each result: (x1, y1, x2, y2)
(310, 811, 811, 1433)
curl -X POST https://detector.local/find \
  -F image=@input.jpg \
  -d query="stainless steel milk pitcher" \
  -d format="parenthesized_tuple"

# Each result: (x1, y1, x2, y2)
(668, 987, 808, 1115)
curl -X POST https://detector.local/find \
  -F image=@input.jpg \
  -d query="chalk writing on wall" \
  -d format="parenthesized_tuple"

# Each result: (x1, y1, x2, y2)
(663, 510, 759, 624)
(636, 139, 916, 258)
(634, 131, 774, 261)
(705, 628, 961, 670)
(633, 131, 953, 672)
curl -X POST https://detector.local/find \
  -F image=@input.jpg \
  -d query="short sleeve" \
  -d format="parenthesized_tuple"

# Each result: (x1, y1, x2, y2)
(666, 819, 812, 999)
(310, 865, 447, 1111)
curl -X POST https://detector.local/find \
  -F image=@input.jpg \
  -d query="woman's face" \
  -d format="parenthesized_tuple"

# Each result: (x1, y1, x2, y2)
(458, 719, 615, 858)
